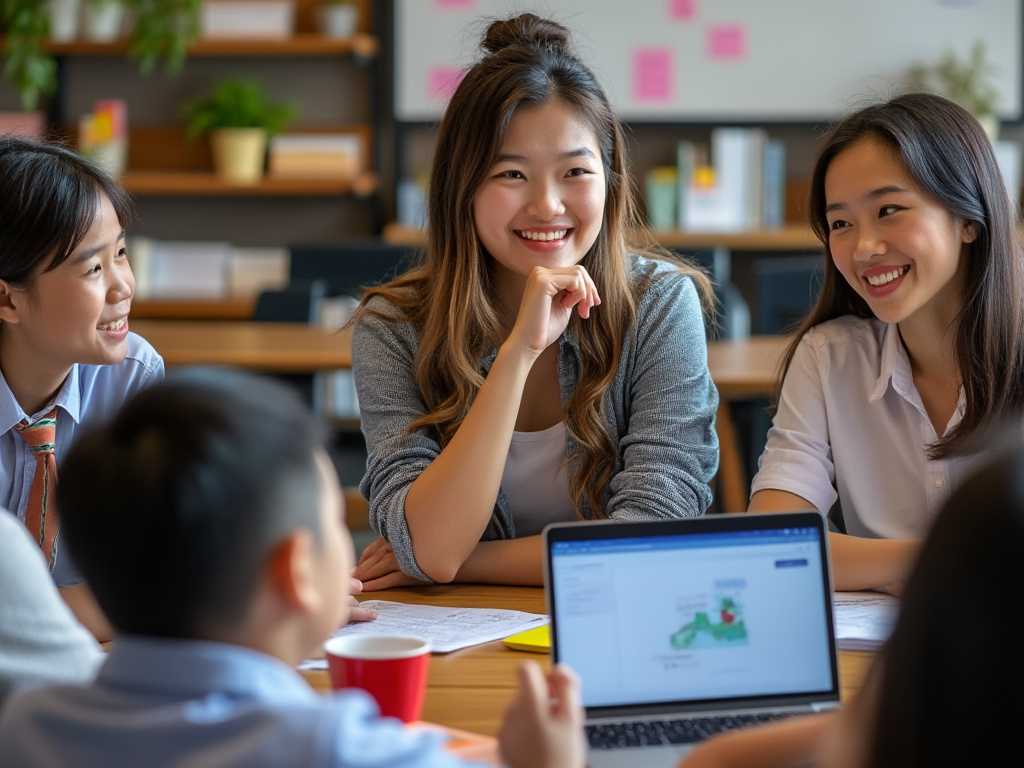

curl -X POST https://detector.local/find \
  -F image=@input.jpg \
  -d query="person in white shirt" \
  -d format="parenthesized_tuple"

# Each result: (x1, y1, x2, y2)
(0, 508, 102, 707)
(749, 93, 1024, 593)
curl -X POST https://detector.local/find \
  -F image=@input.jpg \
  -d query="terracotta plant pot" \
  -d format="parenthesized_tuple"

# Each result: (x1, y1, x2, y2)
(210, 128, 268, 185)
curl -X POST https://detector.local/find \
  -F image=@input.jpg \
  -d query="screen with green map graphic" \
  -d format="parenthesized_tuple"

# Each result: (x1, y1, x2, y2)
(671, 589, 749, 650)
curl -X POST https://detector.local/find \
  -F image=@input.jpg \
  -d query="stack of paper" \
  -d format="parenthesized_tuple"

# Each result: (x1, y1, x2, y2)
(833, 592, 900, 651)
(301, 600, 549, 666)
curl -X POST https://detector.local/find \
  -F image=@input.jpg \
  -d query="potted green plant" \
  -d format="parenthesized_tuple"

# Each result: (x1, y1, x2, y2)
(124, 0, 200, 74)
(182, 77, 299, 185)
(908, 40, 1000, 140)
(1, 0, 57, 110)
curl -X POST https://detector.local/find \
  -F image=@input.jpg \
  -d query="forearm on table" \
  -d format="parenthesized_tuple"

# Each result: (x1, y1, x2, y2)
(59, 584, 113, 643)
(828, 532, 920, 592)
(748, 490, 921, 592)
(453, 536, 544, 585)
(679, 713, 835, 768)
(405, 342, 535, 582)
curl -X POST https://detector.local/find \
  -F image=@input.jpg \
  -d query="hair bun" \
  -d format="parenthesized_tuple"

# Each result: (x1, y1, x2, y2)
(481, 13, 571, 55)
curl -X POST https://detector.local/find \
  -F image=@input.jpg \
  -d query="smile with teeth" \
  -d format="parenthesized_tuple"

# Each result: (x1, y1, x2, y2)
(98, 318, 126, 331)
(866, 266, 909, 287)
(516, 229, 568, 241)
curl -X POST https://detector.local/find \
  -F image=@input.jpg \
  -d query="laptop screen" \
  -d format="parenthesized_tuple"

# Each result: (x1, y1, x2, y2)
(545, 513, 838, 712)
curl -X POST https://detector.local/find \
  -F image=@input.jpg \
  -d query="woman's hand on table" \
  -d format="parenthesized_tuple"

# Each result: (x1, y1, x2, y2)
(345, 577, 378, 623)
(354, 537, 432, 591)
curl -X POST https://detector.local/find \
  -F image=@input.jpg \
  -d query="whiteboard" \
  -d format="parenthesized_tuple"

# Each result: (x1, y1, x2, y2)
(395, 0, 1022, 123)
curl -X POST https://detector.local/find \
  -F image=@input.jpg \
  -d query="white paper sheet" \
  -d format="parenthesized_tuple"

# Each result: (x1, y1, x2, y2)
(300, 600, 549, 667)
(833, 592, 900, 651)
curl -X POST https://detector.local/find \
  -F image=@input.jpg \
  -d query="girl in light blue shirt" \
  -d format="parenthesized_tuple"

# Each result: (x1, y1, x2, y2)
(0, 137, 164, 639)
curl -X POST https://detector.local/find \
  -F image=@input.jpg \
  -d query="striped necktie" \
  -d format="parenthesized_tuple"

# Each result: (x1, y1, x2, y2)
(14, 408, 59, 571)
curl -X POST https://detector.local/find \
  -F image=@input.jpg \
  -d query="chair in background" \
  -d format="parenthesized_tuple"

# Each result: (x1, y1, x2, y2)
(252, 278, 327, 323)
(753, 255, 824, 336)
(250, 279, 330, 407)
(671, 246, 751, 514)
(289, 240, 418, 299)
(671, 246, 750, 341)
(287, 242, 418, 530)
(733, 254, 825, 495)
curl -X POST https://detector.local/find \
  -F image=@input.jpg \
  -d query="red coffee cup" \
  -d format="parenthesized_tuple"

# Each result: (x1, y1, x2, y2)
(324, 635, 431, 722)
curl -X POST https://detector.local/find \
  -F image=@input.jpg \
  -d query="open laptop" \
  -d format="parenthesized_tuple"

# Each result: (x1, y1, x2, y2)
(543, 511, 840, 768)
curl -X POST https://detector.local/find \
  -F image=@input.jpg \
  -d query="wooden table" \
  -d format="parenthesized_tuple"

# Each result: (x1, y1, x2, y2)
(131, 319, 352, 373)
(706, 335, 791, 514)
(303, 585, 874, 737)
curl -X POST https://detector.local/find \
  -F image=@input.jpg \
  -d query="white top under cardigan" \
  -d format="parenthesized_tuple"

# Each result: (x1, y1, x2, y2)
(500, 421, 576, 536)
(751, 315, 985, 540)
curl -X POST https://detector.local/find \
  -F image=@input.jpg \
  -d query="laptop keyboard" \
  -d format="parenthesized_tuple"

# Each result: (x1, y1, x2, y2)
(587, 712, 795, 748)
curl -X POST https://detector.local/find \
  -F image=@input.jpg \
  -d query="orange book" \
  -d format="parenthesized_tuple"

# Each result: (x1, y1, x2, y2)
(410, 721, 500, 765)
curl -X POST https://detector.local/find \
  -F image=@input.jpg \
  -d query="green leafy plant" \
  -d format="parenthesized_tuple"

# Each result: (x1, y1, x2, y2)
(908, 40, 999, 120)
(1, 0, 56, 111)
(124, 0, 200, 74)
(181, 78, 300, 138)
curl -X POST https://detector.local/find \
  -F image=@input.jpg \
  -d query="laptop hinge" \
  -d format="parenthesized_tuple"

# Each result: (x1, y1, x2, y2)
(811, 701, 841, 713)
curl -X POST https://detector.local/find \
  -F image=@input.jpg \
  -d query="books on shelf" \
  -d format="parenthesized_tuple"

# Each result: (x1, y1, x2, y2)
(677, 128, 786, 232)
(268, 133, 364, 180)
(129, 238, 288, 299)
(227, 246, 290, 297)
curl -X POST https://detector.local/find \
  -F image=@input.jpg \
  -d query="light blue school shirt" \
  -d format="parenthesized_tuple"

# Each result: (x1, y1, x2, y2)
(0, 635, 481, 768)
(0, 332, 164, 587)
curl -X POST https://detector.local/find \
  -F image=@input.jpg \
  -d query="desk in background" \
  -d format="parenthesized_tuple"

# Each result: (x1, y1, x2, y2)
(132, 318, 785, 512)
(131, 319, 352, 373)
(131, 297, 256, 320)
(302, 585, 873, 737)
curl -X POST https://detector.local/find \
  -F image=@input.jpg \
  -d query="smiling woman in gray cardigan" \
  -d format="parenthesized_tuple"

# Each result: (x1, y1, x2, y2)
(351, 14, 718, 590)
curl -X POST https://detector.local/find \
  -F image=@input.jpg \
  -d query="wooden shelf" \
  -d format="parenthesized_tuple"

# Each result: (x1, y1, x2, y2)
(383, 223, 821, 252)
(131, 297, 255, 320)
(121, 170, 378, 197)
(651, 226, 820, 251)
(43, 33, 379, 58)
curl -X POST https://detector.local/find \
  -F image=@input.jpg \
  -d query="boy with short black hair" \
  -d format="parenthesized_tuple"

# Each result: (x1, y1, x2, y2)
(0, 368, 583, 768)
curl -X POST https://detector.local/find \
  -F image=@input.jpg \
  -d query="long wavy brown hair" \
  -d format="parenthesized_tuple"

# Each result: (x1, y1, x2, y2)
(360, 13, 711, 517)
(776, 93, 1024, 459)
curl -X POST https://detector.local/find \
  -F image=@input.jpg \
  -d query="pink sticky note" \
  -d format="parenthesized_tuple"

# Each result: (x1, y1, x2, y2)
(670, 0, 696, 20)
(707, 25, 746, 59)
(429, 67, 464, 104)
(632, 48, 673, 102)
(434, 0, 476, 8)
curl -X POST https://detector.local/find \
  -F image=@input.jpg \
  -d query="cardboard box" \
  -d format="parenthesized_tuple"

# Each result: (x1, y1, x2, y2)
(200, 0, 295, 39)
(268, 133, 363, 179)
